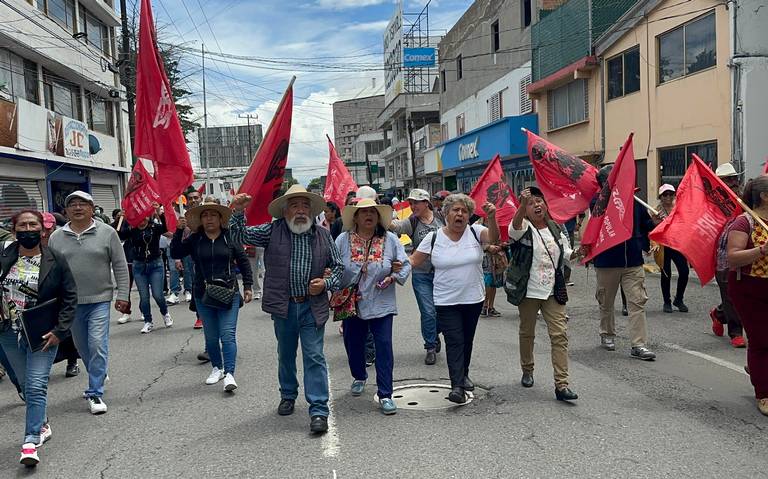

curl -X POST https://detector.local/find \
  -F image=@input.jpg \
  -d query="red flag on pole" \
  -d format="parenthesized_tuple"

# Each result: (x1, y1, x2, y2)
(197, 183, 206, 196)
(323, 136, 358, 210)
(580, 133, 637, 264)
(121, 159, 161, 227)
(649, 154, 743, 285)
(468, 154, 519, 241)
(237, 77, 295, 225)
(525, 129, 600, 223)
(133, 0, 193, 231)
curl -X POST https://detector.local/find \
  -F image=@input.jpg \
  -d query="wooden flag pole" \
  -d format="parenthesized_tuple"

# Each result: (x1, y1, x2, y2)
(116, 216, 124, 231)
(735, 197, 768, 231)
(236, 76, 296, 195)
(634, 195, 658, 217)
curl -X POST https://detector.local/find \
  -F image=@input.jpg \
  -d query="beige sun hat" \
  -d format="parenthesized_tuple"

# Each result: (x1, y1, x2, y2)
(715, 163, 739, 178)
(267, 184, 325, 219)
(341, 198, 393, 231)
(185, 201, 232, 230)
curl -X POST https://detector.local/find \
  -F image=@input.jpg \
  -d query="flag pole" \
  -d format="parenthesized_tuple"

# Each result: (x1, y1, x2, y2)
(634, 195, 658, 216)
(735, 197, 768, 231)
(237, 76, 296, 195)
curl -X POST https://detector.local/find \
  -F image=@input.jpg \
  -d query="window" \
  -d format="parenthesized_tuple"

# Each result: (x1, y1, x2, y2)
(456, 114, 465, 136)
(488, 91, 503, 122)
(44, 0, 76, 32)
(456, 55, 463, 80)
(0, 50, 39, 104)
(547, 79, 587, 130)
(607, 46, 640, 100)
(522, 0, 532, 28)
(79, 7, 111, 56)
(87, 95, 114, 135)
(659, 141, 717, 187)
(441, 123, 448, 142)
(440, 70, 446, 92)
(491, 21, 500, 52)
(519, 74, 532, 113)
(658, 12, 716, 84)
(43, 70, 82, 120)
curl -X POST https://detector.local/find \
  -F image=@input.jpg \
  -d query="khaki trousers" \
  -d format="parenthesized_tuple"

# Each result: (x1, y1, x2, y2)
(595, 266, 648, 347)
(518, 296, 569, 388)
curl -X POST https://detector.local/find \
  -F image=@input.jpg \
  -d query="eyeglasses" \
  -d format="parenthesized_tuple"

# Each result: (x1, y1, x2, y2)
(67, 201, 91, 208)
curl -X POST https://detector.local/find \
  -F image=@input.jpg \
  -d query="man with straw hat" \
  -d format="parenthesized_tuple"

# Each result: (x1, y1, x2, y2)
(229, 185, 344, 435)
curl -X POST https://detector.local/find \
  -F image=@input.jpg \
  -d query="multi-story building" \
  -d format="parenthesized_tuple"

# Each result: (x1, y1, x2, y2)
(0, 0, 130, 218)
(198, 124, 263, 169)
(350, 130, 387, 188)
(424, 0, 539, 194)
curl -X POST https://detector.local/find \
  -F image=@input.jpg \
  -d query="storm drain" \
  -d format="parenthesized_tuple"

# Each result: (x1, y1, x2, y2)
(374, 383, 483, 410)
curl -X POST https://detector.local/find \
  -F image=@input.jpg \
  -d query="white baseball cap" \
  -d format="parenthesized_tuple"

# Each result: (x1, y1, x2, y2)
(658, 184, 676, 197)
(65, 190, 94, 206)
(407, 188, 431, 202)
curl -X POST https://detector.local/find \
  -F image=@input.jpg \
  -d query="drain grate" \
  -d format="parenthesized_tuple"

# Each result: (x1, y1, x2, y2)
(374, 383, 480, 410)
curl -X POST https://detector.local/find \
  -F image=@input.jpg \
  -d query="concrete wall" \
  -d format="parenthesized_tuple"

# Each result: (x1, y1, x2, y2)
(332, 95, 384, 163)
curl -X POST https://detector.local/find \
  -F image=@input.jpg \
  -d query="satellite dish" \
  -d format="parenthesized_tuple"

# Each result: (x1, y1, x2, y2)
(89, 134, 102, 154)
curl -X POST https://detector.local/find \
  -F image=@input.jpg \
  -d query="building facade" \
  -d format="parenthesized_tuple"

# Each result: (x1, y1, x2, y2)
(331, 86, 385, 186)
(198, 124, 263, 169)
(0, 0, 130, 218)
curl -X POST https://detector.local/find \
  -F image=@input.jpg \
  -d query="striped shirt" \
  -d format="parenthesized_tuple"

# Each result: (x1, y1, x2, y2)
(229, 212, 343, 296)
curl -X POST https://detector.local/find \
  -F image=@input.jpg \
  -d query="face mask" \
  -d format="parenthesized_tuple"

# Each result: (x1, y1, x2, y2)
(16, 231, 41, 249)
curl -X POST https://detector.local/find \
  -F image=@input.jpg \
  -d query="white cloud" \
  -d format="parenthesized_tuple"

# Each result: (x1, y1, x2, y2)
(345, 20, 390, 32)
(315, 0, 391, 10)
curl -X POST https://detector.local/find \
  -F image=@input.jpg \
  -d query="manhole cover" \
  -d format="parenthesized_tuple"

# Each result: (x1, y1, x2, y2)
(374, 383, 480, 410)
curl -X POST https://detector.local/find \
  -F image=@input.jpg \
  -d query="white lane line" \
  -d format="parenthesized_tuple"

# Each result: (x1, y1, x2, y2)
(321, 372, 340, 458)
(664, 343, 748, 376)
(332, 470, 337, 479)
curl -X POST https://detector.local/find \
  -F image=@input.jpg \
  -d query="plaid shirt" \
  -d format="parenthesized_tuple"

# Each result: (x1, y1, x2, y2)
(229, 212, 343, 296)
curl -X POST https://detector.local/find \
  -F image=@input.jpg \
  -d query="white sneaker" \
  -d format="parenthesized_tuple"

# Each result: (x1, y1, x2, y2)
(205, 367, 224, 385)
(184, 291, 192, 302)
(87, 397, 107, 415)
(223, 373, 237, 392)
(140, 322, 154, 334)
(163, 313, 173, 328)
(38, 423, 51, 446)
(165, 293, 179, 305)
(254, 291, 262, 300)
(117, 314, 131, 324)
(20, 443, 38, 466)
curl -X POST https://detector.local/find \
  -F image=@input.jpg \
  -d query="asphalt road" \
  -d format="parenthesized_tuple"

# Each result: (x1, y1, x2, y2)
(1, 266, 766, 478)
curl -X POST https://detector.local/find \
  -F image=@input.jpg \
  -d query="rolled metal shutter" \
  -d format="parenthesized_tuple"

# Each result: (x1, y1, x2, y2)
(91, 184, 118, 214)
(0, 179, 44, 223)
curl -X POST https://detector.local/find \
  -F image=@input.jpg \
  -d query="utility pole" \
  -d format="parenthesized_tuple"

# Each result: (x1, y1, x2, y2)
(407, 117, 417, 188)
(238, 113, 258, 162)
(119, 0, 135, 157)
(202, 43, 211, 196)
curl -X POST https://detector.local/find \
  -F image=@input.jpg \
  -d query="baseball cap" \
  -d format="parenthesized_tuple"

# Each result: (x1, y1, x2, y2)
(433, 190, 450, 200)
(406, 188, 431, 202)
(658, 184, 676, 197)
(42, 212, 55, 229)
(715, 163, 738, 178)
(65, 190, 94, 206)
(355, 185, 378, 202)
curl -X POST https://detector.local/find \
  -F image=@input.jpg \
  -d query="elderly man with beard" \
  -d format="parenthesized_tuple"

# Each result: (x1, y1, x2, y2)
(229, 185, 344, 434)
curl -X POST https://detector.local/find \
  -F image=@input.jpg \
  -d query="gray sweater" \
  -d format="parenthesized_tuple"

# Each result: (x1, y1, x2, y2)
(49, 220, 130, 304)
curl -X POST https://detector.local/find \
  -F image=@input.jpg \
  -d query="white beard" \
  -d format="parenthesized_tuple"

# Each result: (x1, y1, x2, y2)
(287, 217, 312, 234)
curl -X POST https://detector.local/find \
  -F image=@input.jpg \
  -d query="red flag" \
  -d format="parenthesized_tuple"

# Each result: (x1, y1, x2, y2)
(323, 136, 358, 210)
(763, 156, 768, 175)
(197, 183, 206, 196)
(581, 133, 637, 264)
(468, 154, 519, 241)
(526, 130, 600, 223)
(121, 160, 161, 227)
(133, 0, 193, 230)
(649, 154, 743, 285)
(237, 78, 294, 225)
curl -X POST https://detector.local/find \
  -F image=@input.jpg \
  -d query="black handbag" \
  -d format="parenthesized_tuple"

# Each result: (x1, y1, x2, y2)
(535, 227, 569, 305)
(199, 236, 238, 310)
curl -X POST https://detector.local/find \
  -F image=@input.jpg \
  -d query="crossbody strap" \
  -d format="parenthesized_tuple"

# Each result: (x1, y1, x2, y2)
(534, 227, 558, 271)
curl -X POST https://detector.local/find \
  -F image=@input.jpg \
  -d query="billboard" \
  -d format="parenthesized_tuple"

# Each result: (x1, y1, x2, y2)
(403, 47, 436, 67)
(383, 6, 403, 106)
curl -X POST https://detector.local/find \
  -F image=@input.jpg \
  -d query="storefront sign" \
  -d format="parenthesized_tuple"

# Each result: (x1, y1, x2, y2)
(403, 48, 436, 67)
(62, 117, 90, 161)
(459, 137, 480, 162)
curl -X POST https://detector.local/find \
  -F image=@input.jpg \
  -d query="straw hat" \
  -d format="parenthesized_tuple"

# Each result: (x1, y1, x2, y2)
(341, 198, 392, 231)
(715, 163, 738, 178)
(267, 184, 325, 219)
(185, 201, 232, 230)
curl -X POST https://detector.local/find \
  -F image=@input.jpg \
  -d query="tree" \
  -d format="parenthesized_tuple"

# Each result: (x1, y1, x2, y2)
(307, 177, 323, 191)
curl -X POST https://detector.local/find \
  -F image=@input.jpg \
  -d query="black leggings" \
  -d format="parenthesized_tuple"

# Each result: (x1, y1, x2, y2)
(661, 247, 689, 303)
(436, 302, 483, 388)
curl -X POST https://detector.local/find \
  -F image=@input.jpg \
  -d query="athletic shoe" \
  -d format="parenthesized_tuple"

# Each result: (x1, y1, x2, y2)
(255, 291, 262, 300)
(205, 367, 224, 385)
(566, 281, 575, 287)
(88, 397, 108, 415)
(731, 336, 746, 348)
(163, 313, 173, 328)
(117, 314, 131, 324)
(673, 298, 689, 313)
(601, 336, 616, 351)
(488, 308, 501, 317)
(758, 398, 768, 416)
(165, 293, 180, 305)
(630, 346, 656, 361)
(184, 291, 192, 302)
(223, 373, 237, 392)
(710, 308, 724, 337)
(140, 322, 153, 334)
(193, 318, 203, 329)
(379, 398, 397, 415)
(350, 379, 366, 396)
(19, 443, 39, 467)
(197, 351, 210, 362)
(480, 307, 488, 317)
(38, 423, 51, 446)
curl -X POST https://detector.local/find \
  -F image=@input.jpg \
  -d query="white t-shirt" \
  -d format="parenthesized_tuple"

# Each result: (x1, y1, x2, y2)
(508, 219, 572, 300)
(417, 224, 487, 306)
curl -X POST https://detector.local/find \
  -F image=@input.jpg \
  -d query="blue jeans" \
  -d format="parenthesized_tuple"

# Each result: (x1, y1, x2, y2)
(182, 256, 195, 293)
(0, 334, 21, 392)
(0, 329, 57, 444)
(133, 258, 169, 323)
(272, 301, 329, 417)
(343, 315, 394, 399)
(71, 302, 110, 398)
(412, 272, 438, 350)
(165, 250, 181, 294)
(195, 295, 240, 374)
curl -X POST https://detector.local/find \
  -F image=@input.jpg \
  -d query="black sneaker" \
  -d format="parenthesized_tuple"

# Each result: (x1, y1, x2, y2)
(65, 364, 80, 378)
(673, 298, 689, 313)
(447, 387, 466, 404)
(555, 387, 578, 401)
(424, 349, 436, 365)
(278, 399, 295, 416)
(435, 336, 442, 353)
(310, 415, 328, 434)
(462, 376, 475, 391)
(631, 346, 656, 361)
(621, 306, 628, 316)
(197, 351, 210, 363)
(663, 302, 674, 313)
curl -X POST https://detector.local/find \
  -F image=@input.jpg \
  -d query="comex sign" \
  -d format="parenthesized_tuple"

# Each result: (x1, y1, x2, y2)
(403, 48, 436, 68)
(459, 137, 480, 162)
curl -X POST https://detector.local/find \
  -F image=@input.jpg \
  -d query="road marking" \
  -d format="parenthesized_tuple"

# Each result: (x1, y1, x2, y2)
(664, 343, 748, 376)
(322, 372, 340, 458)
(332, 470, 337, 479)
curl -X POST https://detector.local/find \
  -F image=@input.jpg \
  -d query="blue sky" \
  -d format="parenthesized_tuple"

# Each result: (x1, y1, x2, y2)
(140, 0, 473, 184)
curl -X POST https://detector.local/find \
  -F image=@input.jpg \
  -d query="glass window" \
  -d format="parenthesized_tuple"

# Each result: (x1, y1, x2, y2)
(79, 7, 111, 56)
(0, 50, 39, 104)
(658, 12, 716, 84)
(46, 0, 76, 32)
(456, 55, 463, 80)
(607, 46, 640, 100)
(87, 95, 114, 135)
(43, 70, 82, 120)
(491, 21, 500, 52)
(607, 55, 623, 100)
(522, 0, 532, 28)
(659, 141, 717, 187)
(548, 79, 588, 130)
(440, 70, 446, 92)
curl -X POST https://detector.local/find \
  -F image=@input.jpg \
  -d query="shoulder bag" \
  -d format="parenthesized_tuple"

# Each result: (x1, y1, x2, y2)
(330, 236, 373, 322)
(199, 234, 237, 310)
(535, 227, 568, 305)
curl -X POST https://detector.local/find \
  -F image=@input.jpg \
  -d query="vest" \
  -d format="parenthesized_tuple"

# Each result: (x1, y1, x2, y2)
(504, 220, 565, 306)
(262, 219, 333, 326)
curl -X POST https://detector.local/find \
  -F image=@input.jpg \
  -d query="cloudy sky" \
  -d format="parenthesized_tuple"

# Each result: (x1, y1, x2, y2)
(136, 0, 473, 185)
